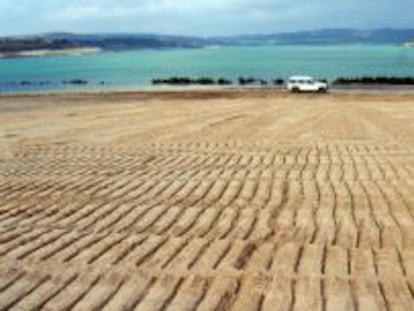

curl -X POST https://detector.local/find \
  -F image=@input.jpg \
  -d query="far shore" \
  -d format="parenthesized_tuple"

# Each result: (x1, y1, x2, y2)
(0, 47, 102, 59)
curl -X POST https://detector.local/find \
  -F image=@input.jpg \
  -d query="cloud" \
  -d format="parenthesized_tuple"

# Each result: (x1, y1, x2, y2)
(0, 0, 413, 35)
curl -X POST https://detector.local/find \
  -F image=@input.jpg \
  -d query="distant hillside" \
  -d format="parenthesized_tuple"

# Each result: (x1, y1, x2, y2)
(1, 29, 414, 56)
(212, 29, 414, 45)
(0, 38, 82, 53)
(0, 33, 204, 53)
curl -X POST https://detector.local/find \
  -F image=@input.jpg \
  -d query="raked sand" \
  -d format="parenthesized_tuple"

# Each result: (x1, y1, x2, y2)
(0, 90, 414, 310)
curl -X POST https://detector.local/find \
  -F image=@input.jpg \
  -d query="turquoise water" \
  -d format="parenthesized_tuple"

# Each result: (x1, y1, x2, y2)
(0, 45, 414, 93)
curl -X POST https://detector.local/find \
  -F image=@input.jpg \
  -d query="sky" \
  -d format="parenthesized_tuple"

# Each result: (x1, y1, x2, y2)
(0, 0, 413, 36)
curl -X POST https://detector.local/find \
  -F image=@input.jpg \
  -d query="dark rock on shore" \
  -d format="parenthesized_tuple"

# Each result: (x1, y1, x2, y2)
(238, 77, 285, 86)
(218, 78, 232, 85)
(63, 79, 88, 85)
(152, 76, 286, 86)
(152, 77, 233, 86)
(17, 80, 52, 86)
(273, 79, 285, 85)
(334, 76, 414, 85)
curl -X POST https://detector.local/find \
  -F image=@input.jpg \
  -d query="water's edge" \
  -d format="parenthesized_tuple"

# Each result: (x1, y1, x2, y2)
(1, 45, 413, 94)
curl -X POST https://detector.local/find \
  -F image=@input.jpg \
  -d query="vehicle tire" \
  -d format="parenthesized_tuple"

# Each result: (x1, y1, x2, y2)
(318, 88, 327, 93)
(292, 87, 300, 93)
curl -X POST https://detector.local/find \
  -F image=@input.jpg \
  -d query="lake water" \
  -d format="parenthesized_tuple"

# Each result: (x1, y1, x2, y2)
(1, 45, 414, 93)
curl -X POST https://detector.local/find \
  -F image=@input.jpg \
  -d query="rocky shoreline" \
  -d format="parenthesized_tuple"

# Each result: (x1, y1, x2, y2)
(151, 76, 414, 86)
(1, 76, 413, 95)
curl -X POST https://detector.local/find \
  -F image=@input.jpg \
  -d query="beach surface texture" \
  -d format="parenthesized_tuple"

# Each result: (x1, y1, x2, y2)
(1, 90, 414, 310)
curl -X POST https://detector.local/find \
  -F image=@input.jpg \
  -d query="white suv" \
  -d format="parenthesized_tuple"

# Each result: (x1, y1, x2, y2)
(287, 76, 329, 93)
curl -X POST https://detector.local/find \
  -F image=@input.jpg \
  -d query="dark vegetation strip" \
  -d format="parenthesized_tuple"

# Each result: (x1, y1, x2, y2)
(2, 76, 414, 89)
(152, 77, 285, 86)
(153, 76, 414, 86)
(333, 76, 414, 85)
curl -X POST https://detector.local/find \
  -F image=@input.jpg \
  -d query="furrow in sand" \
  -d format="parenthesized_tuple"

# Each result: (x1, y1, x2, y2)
(1, 93, 414, 310)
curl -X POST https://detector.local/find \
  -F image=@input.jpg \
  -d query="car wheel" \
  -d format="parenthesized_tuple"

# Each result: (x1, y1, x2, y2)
(292, 87, 300, 93)
(318, 88, 327, 93)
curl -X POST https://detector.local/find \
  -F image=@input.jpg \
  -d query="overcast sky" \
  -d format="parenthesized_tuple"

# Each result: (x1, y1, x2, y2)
(1, 0, 413, 36)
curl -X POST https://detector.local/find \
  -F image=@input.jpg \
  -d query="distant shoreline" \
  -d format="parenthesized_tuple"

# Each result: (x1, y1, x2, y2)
(0, 47, 102, 59)
(1, 84, 414, 98)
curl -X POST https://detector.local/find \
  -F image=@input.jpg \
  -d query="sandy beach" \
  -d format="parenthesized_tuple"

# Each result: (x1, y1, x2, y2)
(0, 47, 102, 58)
(1, 90, 414, 310)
